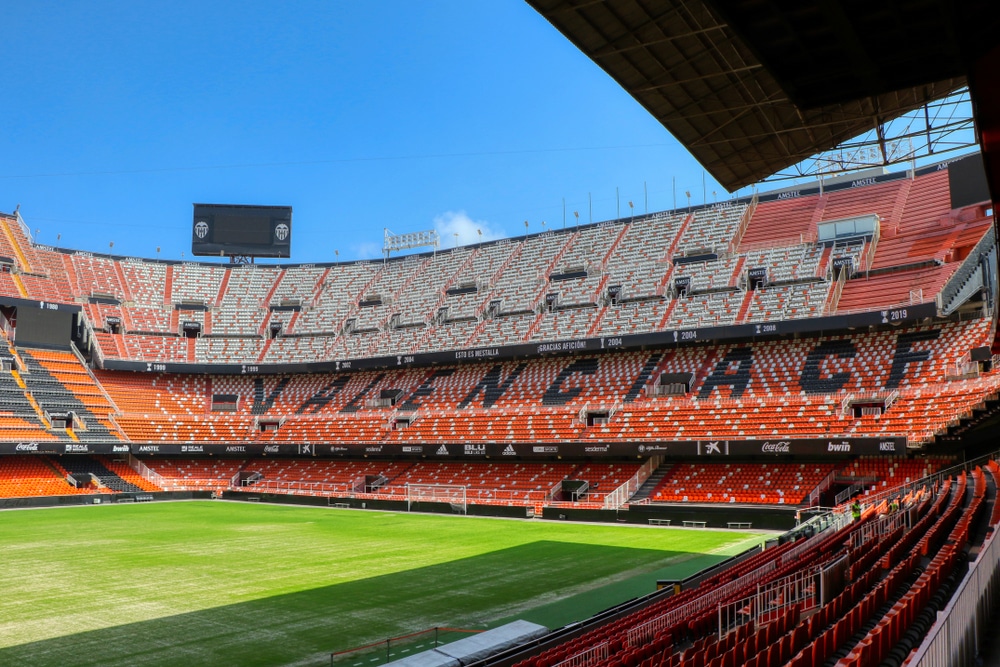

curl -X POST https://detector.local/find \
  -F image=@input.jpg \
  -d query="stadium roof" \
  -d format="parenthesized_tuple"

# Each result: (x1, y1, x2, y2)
(528, 0, 1000, 191)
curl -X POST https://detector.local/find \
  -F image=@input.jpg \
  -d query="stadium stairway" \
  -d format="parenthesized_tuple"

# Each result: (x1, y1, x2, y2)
(58, 456, 145, 493)
(963, 464, 997, 557)
(18, 349, 123, 443)
(0, 365, 63, 441)
(629, 462, 673, 503)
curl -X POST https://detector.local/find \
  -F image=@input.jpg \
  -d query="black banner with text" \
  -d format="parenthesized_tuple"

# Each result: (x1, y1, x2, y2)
(6, 436, 905, 459)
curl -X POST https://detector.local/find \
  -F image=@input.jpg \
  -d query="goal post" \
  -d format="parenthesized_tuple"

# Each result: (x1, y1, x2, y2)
(406, 483, 468, 515)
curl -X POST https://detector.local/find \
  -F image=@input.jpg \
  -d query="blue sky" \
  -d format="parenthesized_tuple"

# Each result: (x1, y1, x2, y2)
(0, 1, 735, 263)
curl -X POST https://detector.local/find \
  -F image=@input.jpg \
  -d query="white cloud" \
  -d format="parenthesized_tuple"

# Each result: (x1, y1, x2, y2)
(433, 210, 505, 248)
(352, 241, 382, 260)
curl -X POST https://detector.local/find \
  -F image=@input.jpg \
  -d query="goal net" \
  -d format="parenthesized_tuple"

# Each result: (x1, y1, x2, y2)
(406, 483, 467, 514)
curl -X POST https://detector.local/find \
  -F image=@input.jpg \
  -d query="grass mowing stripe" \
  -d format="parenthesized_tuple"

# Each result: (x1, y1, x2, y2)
(0, 501, 764, 667)
(499, 533, 767, 631)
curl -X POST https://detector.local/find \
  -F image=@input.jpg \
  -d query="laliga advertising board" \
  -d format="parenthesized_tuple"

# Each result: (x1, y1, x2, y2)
(191, 203, 292, 258)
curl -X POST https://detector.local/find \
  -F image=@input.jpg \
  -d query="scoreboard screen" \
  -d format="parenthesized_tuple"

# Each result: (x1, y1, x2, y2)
(192, 204, 292, 258)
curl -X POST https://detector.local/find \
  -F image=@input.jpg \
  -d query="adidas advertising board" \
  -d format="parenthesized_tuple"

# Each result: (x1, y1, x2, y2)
(24, 437, 902, 459)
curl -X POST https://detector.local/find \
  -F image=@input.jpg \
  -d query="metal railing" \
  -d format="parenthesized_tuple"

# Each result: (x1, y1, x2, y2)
(605, 455, 661, 509)
(626, 559, 777, 646)
(825, 264, 847, 314)
(718, 565, 822, 637)
(849, 509, 907, 550)
(552, 642, 608, 667)
(232, 478, 550, 508)
(808, 468, 839, 506)
(937, 228, 996, 315)
(726, 194, 757, 255)
(237, 479, 355, 496)
(126, 453, 168, 489)
(858, 222, 880, 272)
(835, 483, 866, 506)
(910, 519, 1000, 666)
(779, 510, 850, 568)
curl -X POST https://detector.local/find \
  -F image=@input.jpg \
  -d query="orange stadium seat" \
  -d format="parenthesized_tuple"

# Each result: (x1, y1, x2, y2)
(0, 166, 988, 367)
(0, 456, 93, 497)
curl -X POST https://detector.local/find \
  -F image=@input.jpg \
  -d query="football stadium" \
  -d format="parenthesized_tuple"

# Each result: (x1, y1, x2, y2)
(3, 2, 1000, 667)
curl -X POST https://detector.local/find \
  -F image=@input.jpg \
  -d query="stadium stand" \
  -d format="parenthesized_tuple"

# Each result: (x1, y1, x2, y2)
(142, 458, 245, 492)
(0, 164, 990, 369)
(58, 456, 153, 493)
(0, 159, 996, 666)
(1, 0, 999, 660)
(0, 191, 994, 667)
(496, 462, 997, 667)
(19, 349, 123, 442)
(0, 456, 92, 497)
(380, 461, 576, 508)
(647, 462, 838, 505)
(9, 314, 987, 457)
(119, 258, 171, 333)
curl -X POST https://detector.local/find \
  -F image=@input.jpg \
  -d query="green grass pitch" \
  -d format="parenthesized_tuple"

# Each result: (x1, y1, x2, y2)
(0, 501, 764, 667)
